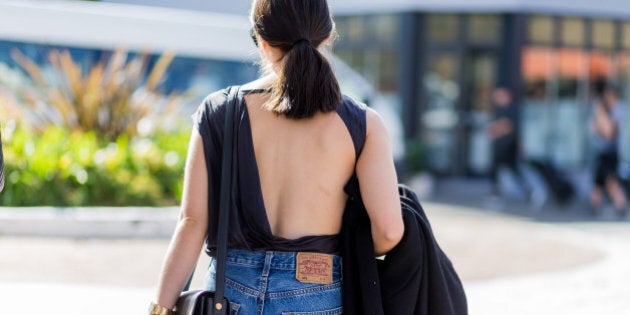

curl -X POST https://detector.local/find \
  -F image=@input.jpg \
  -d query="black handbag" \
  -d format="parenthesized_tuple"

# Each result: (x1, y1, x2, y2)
(175, 86, 240, 315)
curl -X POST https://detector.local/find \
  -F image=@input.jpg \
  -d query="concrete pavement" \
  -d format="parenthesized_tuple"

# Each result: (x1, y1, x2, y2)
(1, 184, 629, 314)
(465, 225, 630, 314)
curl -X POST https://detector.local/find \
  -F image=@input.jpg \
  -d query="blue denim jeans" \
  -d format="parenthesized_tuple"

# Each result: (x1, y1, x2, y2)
(205, 248, 343, 315)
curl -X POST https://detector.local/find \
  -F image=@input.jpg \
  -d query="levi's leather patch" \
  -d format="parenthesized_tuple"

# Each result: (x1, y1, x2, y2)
(295, 252, 333, 285)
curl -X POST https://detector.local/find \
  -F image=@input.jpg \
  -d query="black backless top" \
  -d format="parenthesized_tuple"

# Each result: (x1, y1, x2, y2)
(194, 87, 366, 256)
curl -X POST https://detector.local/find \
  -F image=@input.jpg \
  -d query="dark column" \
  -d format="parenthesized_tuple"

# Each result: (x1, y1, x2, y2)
(398, 12, 421, 140)
(498, 13, 527, 103)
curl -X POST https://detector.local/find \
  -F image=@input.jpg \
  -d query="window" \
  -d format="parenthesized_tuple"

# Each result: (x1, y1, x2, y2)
(421, 51, 460, 173)
(561, 17, 585, 46)
(378, 50, 398, 92)
(334, 17, 350, 42)
(372, 14, 400, 41)
(591, 19, 616, 49)
(521, 47, 554, 161)
(622, 22, 630, 49)
(333, 16, 366, 42)
(427, 14, 460, 43)
(346, 16, 366, 42)
(468, 14, 502, 44)
(619, 54, 630, 163)
(619, 53, 630, 100)
(528, 15, 554, 44)
(335, 49, 365, 72)
(555, 48, 589, 168)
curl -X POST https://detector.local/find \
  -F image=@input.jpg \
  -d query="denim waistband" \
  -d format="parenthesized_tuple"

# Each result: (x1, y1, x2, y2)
(225, 248, 342, 273)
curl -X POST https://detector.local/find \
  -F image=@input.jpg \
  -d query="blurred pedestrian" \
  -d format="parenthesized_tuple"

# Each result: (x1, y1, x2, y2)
(487, 87, 531, 201)
(149, 0, 404, 314)
(590, 84, 627, 216)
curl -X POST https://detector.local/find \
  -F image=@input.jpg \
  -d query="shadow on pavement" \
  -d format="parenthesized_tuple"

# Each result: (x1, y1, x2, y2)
(426, 177, 630, 224)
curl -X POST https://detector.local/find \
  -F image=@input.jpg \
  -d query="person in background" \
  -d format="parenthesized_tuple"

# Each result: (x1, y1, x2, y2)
(487, 87, 531, 201)
(590, 84, 627, 216)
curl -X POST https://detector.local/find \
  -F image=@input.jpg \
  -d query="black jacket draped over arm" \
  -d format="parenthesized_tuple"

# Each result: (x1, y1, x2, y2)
(340, 184, 468, 315)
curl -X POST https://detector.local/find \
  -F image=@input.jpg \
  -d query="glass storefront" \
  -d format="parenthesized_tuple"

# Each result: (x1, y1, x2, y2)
(618, 54, 630, 165)
(554, 48, 588, 168)
(464, 51, 497, 175)
(522, 15, 630, 172)
(422, 51, 460, 173)
(522, 47, 553, 162)
(334, 14, 402, 107)
(336, 11, 630, 177)
(421, 13, 502, 175)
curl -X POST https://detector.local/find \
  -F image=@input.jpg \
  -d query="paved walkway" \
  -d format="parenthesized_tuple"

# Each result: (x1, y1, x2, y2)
(1, 179, 629, 314)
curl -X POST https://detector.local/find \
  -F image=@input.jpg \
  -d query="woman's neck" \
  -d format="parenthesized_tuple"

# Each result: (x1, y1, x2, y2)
(243, 74, 276, 91)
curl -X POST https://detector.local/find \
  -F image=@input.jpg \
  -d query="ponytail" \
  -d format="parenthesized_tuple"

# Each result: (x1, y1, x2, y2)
(266, 40, 341, 119)
(252, 0, 342, 119)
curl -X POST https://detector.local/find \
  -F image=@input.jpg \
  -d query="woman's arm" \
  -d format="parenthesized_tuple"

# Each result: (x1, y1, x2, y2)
(153, 130, 209, 309)
(594, 104, 616, 140)
(355, 108, 404, 256)
(487, 118, 514, 140)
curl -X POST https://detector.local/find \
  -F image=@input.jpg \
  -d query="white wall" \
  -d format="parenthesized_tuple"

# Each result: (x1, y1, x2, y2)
(0, 0, 256, 61)
(102, 0, 630, 18)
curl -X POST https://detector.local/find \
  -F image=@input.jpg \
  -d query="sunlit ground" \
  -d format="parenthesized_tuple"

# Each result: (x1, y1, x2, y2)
(1, 201, 629, 314)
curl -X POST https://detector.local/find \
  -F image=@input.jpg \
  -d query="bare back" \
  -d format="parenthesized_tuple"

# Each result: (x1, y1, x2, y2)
(244, 92, 356, 239)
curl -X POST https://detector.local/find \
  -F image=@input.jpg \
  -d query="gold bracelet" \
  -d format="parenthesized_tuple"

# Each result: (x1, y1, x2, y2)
(148, 302, 173, 315)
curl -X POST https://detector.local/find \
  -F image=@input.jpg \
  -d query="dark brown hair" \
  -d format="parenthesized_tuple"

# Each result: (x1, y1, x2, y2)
(251, 0, 342, 119)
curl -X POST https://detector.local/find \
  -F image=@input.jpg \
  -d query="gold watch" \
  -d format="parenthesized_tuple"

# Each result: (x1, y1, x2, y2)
(148, 302, 173, 315)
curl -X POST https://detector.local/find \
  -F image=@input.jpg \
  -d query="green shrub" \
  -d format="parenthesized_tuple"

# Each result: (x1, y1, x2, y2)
(0, 47, 194, 206)
(405, 139, 427, 175)
(0, 124, 190, 206)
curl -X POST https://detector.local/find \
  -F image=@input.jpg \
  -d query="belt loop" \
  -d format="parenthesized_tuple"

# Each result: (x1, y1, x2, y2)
(262, 251, 273, 277)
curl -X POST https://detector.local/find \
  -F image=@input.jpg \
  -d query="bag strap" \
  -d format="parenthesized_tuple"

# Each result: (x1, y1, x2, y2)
(212, 85, 240, 314)
(180, 86, 239, 312)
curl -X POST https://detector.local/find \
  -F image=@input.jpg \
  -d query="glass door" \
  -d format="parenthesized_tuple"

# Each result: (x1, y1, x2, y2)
(462, 50, 498, 175)
(421, 51, 461, 174)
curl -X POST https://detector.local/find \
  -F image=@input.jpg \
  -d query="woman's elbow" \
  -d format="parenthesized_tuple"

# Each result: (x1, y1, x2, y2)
(386, 221, 405, 241)
(175, 213, 207, 236)
(373, 222, 405, 255)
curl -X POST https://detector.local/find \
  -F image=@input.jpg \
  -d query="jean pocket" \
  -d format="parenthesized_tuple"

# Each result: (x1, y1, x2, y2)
(281, 306, 343, 315)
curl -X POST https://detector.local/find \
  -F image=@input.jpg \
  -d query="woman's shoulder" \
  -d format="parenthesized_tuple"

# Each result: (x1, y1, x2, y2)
(337, 94, 368, 125)
(201, 88, 232, 112)
(196, 85, 250, 117)
(338, 94, 388, 129)
(339, 95, 389, 140)
(340, 94, 368, 112)
(193, 87, 233, 129)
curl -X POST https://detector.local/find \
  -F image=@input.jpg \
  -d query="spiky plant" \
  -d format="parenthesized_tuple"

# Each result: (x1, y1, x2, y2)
(4, 48, 186, 140)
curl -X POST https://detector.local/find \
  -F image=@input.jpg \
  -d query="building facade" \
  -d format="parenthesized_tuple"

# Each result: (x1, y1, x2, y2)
(330, 0, 630, 178)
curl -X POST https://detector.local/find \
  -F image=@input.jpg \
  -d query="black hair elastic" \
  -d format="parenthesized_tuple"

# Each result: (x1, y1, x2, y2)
(292, 38, 311, 47)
